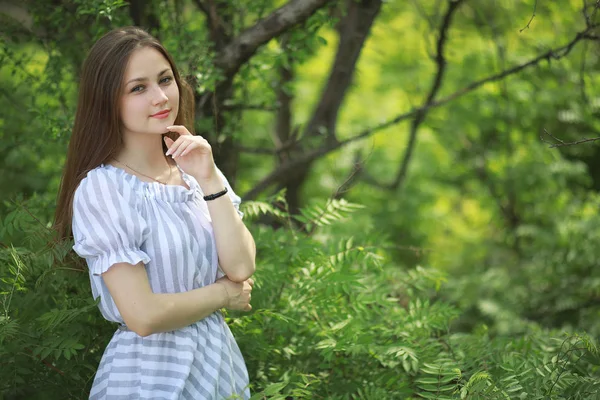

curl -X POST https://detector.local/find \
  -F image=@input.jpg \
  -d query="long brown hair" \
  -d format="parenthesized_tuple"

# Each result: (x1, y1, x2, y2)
(54, 26, 195, 240)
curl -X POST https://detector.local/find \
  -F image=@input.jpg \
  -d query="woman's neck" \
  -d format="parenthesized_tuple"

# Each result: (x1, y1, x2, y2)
(114, 133, 171, 175)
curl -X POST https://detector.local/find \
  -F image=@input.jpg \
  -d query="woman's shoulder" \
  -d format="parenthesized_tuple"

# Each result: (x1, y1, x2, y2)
(75, 164, 134, 201)
(71, 165, 148, 227)
(77, 164, 117, 187)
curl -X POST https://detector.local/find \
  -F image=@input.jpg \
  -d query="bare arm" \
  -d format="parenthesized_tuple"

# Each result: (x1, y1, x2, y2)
(199, 177, 256, 282)
(102, 262, 253, 337)
(162, 126, 256, 282)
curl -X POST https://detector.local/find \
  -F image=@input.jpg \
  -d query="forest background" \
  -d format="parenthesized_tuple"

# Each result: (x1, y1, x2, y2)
(1, 0, 600, 399)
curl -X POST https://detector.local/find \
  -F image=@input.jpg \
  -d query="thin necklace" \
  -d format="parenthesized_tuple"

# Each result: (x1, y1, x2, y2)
(113, 158, 173, 185)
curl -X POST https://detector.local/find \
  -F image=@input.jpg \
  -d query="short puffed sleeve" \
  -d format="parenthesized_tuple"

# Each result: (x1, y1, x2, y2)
(72, 169, 151, 276)
(215, 166, 244, 219)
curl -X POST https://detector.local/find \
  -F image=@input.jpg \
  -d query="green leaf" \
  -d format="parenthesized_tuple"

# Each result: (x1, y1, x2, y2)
(263, 382, 287, 396)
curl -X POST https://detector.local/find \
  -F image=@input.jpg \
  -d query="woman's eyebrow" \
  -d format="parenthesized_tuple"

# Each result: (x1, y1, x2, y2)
(126, 68, 172, 85)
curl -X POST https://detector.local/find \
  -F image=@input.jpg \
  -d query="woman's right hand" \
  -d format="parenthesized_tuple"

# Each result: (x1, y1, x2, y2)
(216, 276, 254, 311)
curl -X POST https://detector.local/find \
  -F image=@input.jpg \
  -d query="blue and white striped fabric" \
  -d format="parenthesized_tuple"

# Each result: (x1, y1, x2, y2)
(72, 164, 250, 399)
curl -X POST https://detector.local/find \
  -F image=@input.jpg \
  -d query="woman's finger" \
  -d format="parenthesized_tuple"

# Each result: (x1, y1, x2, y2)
(247, 278, 254, 287)
(165, 137, 186, 156)
(163, 136, 175, 149)
(173, 140, 193, 158)
(181, 142, 206, 156)
(180, 142, 200, 157)
(166, 125, 192, 136)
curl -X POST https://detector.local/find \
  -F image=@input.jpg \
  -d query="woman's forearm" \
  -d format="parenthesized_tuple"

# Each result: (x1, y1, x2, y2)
(142, 283, 227, 336)
(198, 176, 256, 282)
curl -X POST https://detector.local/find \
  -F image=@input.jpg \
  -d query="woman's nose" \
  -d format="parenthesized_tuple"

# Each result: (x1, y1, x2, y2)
(152, 86, 169, 105)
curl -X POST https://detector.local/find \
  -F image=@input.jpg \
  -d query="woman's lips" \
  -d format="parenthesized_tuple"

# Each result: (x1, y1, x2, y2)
(151, 110, 170, 119)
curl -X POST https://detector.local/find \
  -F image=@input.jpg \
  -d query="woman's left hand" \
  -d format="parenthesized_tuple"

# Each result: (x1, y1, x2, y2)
(164, 125, 216, 182)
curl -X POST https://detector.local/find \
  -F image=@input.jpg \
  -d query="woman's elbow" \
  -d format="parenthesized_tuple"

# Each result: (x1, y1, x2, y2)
(123, 302, 164, 337)
(123, 313, 155, 337)
(122, 316, 153, 337)
(227, 263, 255, 282)
(132, 324, 153, 337)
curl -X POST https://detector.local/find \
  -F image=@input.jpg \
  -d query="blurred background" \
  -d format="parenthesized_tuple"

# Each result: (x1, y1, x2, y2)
(2, 0, 600, 398)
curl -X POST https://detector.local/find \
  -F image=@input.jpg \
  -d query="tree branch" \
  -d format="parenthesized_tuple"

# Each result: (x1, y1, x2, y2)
(583, 0, 600, 27)
(368, 0, 464, 190)
(0, 1, 46, 38)
(193, 0, 232, 49)
(234, 145, 278, 155)
(0, 1, 33, 31)
(331, 148, 374, 199)
(303, 0, 382, 143)
(274, 33, 295, 163)
(192, 0, 209, 15)
(277, 0, 383, 213)
(215, 0, 333, 78)
(194, 0, 333, 178)
(520, 0, 537, 32)
(242, 20, 600, 200)
(541, 129, 600, 147)
(579, 40, 590, 103)
(128, 0, 160, 34)
(235, 136, 301, 155)
(222, 103, 277, 112)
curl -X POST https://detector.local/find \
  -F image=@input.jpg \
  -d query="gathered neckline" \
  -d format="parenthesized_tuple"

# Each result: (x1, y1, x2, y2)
(100, 163, 201, 203)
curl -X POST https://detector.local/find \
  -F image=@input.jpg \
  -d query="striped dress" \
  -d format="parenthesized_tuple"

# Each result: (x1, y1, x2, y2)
(72, 164, 250, 399)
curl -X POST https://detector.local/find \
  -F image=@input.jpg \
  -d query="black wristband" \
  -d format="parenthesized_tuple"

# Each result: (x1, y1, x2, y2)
(203, 187, 228, 201)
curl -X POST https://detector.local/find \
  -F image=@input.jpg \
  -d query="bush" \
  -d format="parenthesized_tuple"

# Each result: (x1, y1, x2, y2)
(1, 194, 599, 399)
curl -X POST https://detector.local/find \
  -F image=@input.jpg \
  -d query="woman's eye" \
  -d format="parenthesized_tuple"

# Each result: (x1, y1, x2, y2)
(131, 85, 144, 93)
(160, 76, 172, 84)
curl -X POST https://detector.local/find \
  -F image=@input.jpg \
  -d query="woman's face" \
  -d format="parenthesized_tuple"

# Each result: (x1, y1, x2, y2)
(120, 46, 179, 137)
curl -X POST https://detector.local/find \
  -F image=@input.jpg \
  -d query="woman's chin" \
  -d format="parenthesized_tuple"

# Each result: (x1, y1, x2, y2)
(151, 120, 174, 133)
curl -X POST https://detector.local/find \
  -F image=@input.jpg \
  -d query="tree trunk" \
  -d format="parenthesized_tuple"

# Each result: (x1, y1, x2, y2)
(283, 0, 382, 213)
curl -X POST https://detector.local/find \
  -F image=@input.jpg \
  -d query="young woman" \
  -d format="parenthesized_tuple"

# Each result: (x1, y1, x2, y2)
(54, 26, 255, 399)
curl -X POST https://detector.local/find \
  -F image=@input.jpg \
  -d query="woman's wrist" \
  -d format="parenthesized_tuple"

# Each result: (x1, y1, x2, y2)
(196, 175, 225, 196)
(214, 280, 230, 309)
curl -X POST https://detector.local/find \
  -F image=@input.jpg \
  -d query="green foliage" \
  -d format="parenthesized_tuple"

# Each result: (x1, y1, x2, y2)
(293, 198, 365, 230)
(2, 194, 599, 399)
(2, 0, 600, 398)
